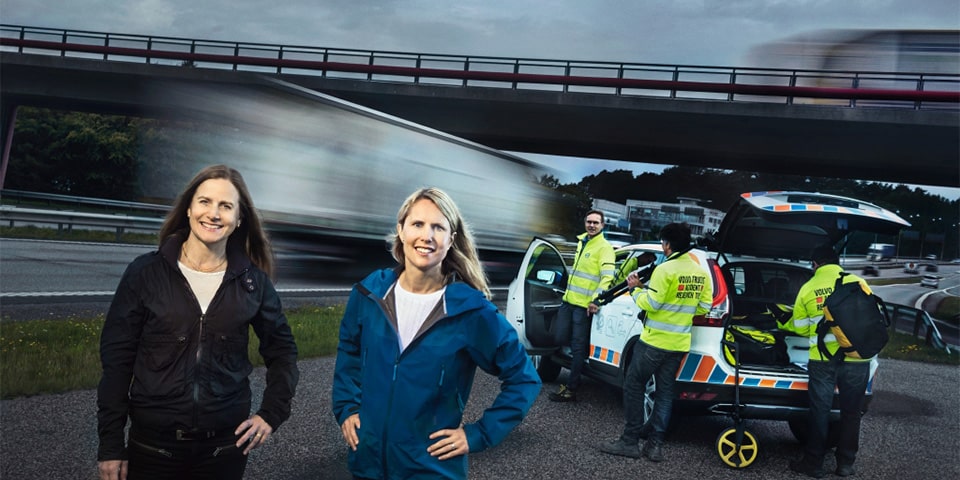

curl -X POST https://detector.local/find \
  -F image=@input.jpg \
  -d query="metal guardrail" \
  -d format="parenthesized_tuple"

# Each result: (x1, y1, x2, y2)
(0, 205, 162, 241)
(884, 303, 954, 354)
(2, 24, 958, 108)
(1, 188, 169, 213)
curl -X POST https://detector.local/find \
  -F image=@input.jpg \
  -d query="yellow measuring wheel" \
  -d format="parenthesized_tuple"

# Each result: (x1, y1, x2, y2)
(716, 426, 759, 468)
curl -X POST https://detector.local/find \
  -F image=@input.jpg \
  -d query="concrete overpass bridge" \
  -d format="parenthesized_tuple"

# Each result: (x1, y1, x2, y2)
(1, 25, 958, 188)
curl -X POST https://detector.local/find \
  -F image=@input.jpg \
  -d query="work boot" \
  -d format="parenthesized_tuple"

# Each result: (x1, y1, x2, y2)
(637, 423, 652, 440)
(598, 438, 640, 458)
(835, 463, 856, 477)
(548, 384, 576, 402)
(788, 458, 825, 478)
(641, 440, 664, 462)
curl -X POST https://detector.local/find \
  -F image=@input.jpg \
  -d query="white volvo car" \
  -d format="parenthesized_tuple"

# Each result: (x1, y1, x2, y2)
(505, 191, 909, 465)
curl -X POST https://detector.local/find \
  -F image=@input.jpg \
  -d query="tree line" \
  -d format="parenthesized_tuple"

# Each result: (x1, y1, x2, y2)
(5, 107, 958, 258)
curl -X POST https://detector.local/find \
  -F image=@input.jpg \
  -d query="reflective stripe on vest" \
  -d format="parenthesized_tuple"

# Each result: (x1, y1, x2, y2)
(644, 318, 693, 334)
(641, 295, 699, 316)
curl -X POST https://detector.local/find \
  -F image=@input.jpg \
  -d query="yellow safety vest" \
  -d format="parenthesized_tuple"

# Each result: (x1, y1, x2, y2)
(632, 251, 713, 352)
(562, 232, 616, 308)
(778, 264, 872, 362)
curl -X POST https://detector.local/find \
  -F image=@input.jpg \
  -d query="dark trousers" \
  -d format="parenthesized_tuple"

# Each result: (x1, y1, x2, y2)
(804, 360, 870, 467)
(127, 428, 248, 480)
(621, 340, 685, 444)
(555, 302, 591, 391)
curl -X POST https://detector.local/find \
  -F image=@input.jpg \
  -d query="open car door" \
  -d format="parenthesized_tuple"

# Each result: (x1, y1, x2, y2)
(506, 238, 568, 356)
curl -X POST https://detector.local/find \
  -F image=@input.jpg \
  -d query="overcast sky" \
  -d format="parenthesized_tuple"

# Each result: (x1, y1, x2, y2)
(2, 0, 958, 197)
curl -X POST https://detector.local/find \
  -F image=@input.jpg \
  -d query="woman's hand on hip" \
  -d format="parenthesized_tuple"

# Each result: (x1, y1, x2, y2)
(97, 459, 127, 480)
(235, 414, 273, 455)
(428, 425, 468, 460)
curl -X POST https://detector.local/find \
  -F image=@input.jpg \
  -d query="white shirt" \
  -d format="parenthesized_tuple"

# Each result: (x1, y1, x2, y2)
(394, 282, 445, 351)
(178, 261, 225, 313)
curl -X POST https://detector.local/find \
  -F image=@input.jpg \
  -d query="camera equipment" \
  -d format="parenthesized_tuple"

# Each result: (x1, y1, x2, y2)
(595, 262, 657, 306)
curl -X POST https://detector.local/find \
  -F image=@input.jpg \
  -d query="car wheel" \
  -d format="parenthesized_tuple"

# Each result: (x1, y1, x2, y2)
(638, 374, 656, 422)
(531, 354, 561, 382)
(788, 418, 840, 448)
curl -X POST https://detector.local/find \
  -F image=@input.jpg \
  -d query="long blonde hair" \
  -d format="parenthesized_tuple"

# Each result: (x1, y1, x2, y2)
(391, 187, 491, 299)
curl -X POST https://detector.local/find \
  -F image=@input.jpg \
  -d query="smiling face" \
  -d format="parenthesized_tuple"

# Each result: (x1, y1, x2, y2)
(585, 212, 603, 238)
(186, 178, 241, 247)
(397, 198, 454, 277)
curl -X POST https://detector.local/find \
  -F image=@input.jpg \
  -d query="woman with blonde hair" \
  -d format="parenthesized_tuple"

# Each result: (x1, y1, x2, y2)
(333, 187, 540, 479)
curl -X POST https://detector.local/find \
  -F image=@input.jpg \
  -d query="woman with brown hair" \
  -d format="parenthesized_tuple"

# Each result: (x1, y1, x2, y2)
(97, 165, 299, 479)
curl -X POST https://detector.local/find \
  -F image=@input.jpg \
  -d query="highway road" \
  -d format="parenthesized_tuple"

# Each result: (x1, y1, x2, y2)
(1, 238, 956, 346)
(0, 238, 365, 320)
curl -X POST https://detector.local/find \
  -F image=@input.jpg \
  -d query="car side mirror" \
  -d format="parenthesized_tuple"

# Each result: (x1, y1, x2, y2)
(536, 270, 557, 284)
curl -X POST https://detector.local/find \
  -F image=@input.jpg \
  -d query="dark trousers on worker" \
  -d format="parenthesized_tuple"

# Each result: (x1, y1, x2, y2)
(621, 339, 685, 444)
(127, 425, 248, 480)
(804, 359, 870, 468)
(554, 302, 591, 391)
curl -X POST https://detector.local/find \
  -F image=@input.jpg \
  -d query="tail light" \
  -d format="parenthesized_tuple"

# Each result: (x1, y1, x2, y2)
(693, 260, 729, 327)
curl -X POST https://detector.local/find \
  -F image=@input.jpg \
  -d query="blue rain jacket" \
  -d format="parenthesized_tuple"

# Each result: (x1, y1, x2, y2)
(332, 268, 541, 479)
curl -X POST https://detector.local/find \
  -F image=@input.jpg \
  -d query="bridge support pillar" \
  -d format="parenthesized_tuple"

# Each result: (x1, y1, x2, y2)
(0, 103, 18, 189)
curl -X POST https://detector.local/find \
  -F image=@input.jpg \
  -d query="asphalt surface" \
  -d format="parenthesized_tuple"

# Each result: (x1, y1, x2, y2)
(1, 356, 958, 479)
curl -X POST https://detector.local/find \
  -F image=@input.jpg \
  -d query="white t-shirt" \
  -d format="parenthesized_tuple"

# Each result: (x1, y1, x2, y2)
(178, 262, 225, 313)
(394, 282, 446, 351)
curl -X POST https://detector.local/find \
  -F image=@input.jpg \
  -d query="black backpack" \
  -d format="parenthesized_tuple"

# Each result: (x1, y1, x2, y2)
(817, 272, 890, 361)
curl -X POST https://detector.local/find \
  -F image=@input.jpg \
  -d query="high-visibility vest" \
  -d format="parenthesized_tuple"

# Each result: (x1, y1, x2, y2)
(778, 264, 872, 362)
(631, 251, 712, 352)
(562, 232, 616, 308)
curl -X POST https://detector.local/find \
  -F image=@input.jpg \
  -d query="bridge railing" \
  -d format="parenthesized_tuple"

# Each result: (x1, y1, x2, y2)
(3, 24, 958, 108)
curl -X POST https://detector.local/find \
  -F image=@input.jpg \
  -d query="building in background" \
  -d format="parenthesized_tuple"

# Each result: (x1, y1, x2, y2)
(592, 198, 630, 231)
(623, 197, 724, 240)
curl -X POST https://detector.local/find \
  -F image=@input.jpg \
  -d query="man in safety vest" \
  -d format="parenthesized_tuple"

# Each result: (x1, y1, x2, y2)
(548, 210, 616, 403)
(599, 222, 712, 462)
(779, 245, 872, 478)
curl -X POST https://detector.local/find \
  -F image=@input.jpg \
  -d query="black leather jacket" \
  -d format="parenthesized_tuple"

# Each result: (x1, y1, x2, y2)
(97, 232, 299, 460)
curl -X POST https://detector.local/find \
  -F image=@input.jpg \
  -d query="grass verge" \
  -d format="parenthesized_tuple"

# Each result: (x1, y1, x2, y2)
(882, 330, 959, 365)
(0, 225, 157, 244)
(931, 296, 960, 323)
(0, 305, 344, 399)
(3, 303, 956, 400)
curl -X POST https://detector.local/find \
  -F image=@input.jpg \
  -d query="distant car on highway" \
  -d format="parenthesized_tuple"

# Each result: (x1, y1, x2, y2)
(604, 231, 635, 248)
(862, 264, 880, 276)
(920, 274, 940, 288)
(925, 263, 939, 273)
(924, 254, 938, 261)
(904, 262, 920, 274)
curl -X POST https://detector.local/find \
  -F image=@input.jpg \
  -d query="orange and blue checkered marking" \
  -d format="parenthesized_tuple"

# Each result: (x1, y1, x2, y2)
(676, 353, 808, 390)
(590, 345, 621, 365)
